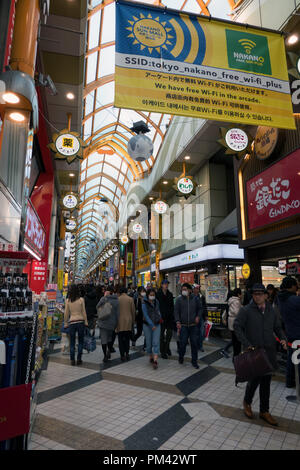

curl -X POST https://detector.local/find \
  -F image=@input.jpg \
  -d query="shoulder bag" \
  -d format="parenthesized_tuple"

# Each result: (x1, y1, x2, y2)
(234, 347, 274, 386)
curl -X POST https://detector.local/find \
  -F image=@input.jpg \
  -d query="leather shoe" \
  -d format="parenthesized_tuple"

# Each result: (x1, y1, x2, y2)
(243, 400, 253, 419)
(161, 353, 168, 359)
(178, 357, 184, 364)
(259, 412, 278, 426)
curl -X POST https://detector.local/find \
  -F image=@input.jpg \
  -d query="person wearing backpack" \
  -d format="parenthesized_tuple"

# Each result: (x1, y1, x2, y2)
(142, 288, 162, 369)
(64, 284, 88, 366)
(97, 286, 120, 363)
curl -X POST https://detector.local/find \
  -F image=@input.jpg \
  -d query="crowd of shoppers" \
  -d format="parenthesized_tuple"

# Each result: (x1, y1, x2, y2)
(63, 274, 300, 428)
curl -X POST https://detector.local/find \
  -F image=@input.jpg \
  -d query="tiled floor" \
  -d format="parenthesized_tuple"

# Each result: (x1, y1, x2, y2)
(28, 334, 300, 450)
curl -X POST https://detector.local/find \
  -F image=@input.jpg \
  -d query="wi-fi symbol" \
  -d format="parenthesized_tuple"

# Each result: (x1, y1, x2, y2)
(238, 38, 256, 54)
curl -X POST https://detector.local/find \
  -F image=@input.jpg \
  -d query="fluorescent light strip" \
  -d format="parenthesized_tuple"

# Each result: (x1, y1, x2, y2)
(24, 244, 41, 261)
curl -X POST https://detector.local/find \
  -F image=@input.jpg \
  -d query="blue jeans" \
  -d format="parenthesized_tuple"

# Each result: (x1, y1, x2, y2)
(143, 324, 161, 355)
(197, 318, 205, 350)
(69, 323, 85, 361)
(179, 325, 199, 365)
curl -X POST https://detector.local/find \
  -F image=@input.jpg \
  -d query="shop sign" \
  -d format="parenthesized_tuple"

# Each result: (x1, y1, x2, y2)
(177, 177, 194, 195)
(133, 223, 143, 234)
(108, 249, 114, 256)
(24, 201, 46, 259)
(246, 149, 300, 231)
(62, 194, 78, 210)
(286, 262, 300, 276)
(115, 1, 294, 130)
(48, 129, 85, 164)
(179, 272, 194, 284)
(241, 263, 251, 279)
(112, 245, 119, 253)
(254, 127, 279, 160)
(225, 128, 248, 152)
(120, 235, 129, 244)
(136, 254, 150, 271)
(66, 219, 76, 231)
(3, 0, 16, 70)
(289, 74, 300, 114)
(278, 260, 287, 275)
(31, 261, 47, 294)
(154, 201, 168, 214)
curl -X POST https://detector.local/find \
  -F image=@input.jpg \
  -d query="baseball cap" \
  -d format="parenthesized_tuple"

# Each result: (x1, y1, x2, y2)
(252, 283, 266, 293)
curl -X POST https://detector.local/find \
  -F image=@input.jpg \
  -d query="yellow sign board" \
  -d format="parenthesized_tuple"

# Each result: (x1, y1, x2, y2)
(115, 1, 295, 129)
(242, 263, 251, 279)
(58, 270, 63, 290)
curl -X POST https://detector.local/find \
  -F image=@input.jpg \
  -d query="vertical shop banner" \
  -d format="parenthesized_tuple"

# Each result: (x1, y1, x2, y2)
(31, 261, 47, 294)
(126, 252, 133, 276)
(115, 0, 295, 129)
(24, 200, 46, 259)
(246, 149, 300, 231)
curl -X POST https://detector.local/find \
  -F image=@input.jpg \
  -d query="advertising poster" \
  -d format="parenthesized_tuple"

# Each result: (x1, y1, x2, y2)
(115, 1, 295, 129)
(206, 275, 228, 304)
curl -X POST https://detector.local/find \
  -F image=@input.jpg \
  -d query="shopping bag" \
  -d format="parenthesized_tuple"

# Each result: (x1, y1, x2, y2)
(204, 321, 213, 341)
(83, 328, 97, 353)
(0, 384, 32, 441)
(234, 347, 273, 386)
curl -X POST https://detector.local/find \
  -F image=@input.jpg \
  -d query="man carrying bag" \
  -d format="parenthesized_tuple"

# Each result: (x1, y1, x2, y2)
(234, 283, 287, 426)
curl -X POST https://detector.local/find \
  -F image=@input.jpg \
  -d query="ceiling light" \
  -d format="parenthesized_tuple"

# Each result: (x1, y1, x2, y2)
(9, 112, 25, 122)
(3, 92, 20, 104)
(66, 92, 75, 100)
(149, 197, 154, 200)
(184, 156, 191, 160)
(69, 173, 75, 177)
(287, 34, 298, 45)
(163, 181, 168, 185)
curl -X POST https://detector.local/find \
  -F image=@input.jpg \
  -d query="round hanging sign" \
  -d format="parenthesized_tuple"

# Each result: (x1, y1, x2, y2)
(254, 126, 279, 160)
(55, 133, 80, 157)
(63, 194, 78, 209)
(66, 219, 77, 231)
(112, 245, 119, 253)
(154, 201, 168, 214)
(177, 177, 194, 195)
(241, 263, 251, 280)
(225, 128, 249, 152)
(121, 235, 129, 244)
(133, 223, 143, 234)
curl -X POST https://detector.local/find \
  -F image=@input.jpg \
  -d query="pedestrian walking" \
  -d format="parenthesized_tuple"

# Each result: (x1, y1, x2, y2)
(156, 280, 174, 359)
(175, 283, 202, 369)
(142, 288, 162, 369)
(234, 283, 287, 426)
(193, 284, 208, 352)
(84, 284, 98, 335)
(227, 288, 242, 360)
(132, 286, 146, 349)
(117, 287, 136, 361)
(97, 286, 120, 363)
(64, 284, 88, 366)
(277, 276, 300, 388)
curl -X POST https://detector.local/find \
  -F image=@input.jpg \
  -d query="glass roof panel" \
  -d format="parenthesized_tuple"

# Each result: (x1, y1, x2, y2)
(77, 0, 209, 273)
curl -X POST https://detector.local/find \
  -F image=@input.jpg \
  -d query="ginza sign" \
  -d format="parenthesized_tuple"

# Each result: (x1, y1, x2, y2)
(246, 149, 300, 231)
(25, 201, 46, 258)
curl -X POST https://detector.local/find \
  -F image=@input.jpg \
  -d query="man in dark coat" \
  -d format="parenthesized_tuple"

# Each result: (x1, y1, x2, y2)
(277, 276, 300, 388)
(156, 280, 174, 359)
(84, 285, 98, 333)
(234, 283, 287, 426)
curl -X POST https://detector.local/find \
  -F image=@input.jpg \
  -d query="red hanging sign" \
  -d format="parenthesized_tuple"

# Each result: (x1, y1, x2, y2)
(0, 384, 32, 441)
(246, 149, 300, 231)
(30, 261, 47, 294)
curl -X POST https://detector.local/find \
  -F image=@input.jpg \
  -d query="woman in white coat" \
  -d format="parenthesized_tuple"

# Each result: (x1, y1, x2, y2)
(228, 288, 242, 360)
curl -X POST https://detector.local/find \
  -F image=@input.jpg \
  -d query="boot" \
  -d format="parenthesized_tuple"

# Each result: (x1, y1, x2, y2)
(259, 412, 278, 426)
(243, 400, 254, 419)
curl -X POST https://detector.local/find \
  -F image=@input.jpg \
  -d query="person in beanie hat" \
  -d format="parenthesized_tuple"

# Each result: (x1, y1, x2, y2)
(156, 280, 175, 358)
(234, 283, 287, 426)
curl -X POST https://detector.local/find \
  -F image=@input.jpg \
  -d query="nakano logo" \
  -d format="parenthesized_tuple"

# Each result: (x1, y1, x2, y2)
(238, 39, 256, 54)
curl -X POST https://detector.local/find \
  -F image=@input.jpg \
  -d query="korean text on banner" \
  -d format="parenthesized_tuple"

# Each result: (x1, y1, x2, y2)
(115, 1, 295, 130)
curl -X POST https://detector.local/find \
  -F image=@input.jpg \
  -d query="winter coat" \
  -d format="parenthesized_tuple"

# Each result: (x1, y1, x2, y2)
(64, 298, 88, 328)
(97, 294, 120, 331)
(174, 294, 202, 326)
(277, 290, 300, 342)
(84, 289, 98, 321)
(228, 296, 242, 331)
(142, 298, 161, 327)
(156, 289, 174, 329)
(116, 293, 136, 333)
(234, 301, 286, 370)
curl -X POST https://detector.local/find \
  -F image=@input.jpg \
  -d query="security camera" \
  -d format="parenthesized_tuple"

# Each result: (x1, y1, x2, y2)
(37, 73, 58, 96)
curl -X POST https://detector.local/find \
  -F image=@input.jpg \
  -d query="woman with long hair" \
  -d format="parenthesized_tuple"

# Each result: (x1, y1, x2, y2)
(64, 284, 88, 366)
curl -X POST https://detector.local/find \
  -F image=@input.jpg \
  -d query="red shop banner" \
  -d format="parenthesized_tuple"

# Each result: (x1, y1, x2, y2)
(246, 149, 300, 231)
(24, 200, 46, 259)
(0, 384, 32, 441)
(180, 273, 195, 284)
(30, 261, 47, 294)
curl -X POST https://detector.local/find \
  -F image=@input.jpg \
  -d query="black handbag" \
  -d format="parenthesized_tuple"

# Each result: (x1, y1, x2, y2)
(233, 347, 274, 386)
